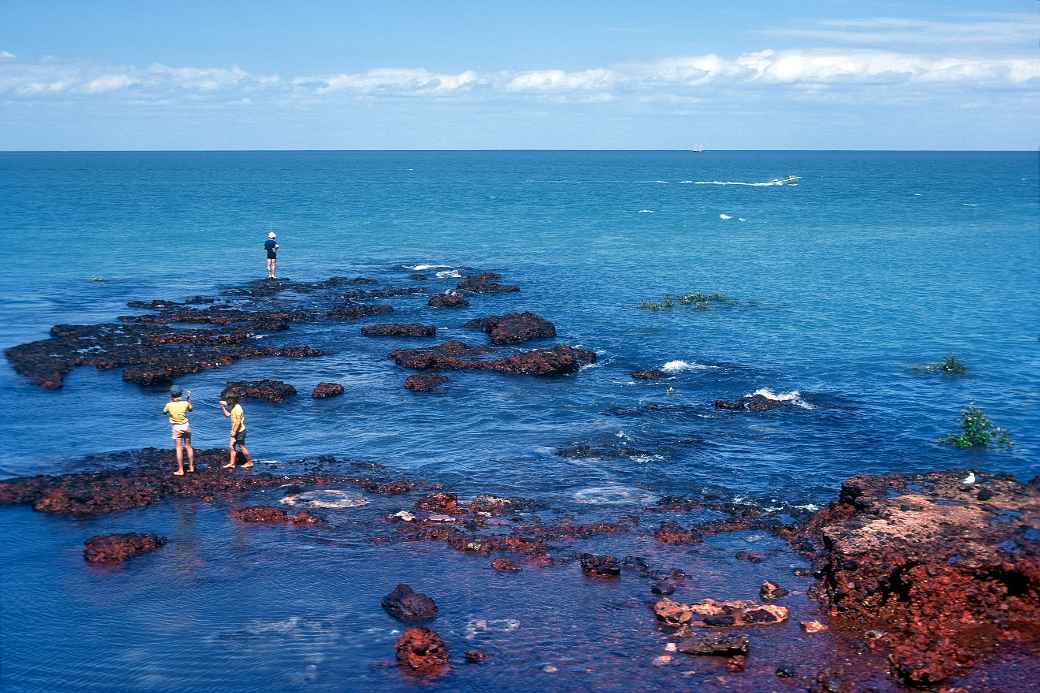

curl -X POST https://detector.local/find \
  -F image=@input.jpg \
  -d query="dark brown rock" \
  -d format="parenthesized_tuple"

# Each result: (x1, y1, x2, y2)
(382, 584, 439, 623)
(404, 374, 448, 393)
(391, 343, 596, 377)
(326, 303, 393, 320)
(579, 553, 620, 577)
(415, 492, 462, 514)
(427, 291, 469, 308)
(221, 380, 297, 403)
(395, 627, 449, 675)
(464, 312, 556, 345)
(456, 272, 519, 294)
(760, 580, 789, 600)
(83, 532, 166, 564)
(464, 649, 488, 663)
(630, 369, 665, 380)
(230, 505, 321, 525)
(714, 394, 785, 411)
(676, 633, 749, 656)
(362, 323, 436, 338)
(311, 382, 344, 399)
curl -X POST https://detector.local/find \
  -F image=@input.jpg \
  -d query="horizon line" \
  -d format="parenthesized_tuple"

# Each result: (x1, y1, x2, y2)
(0, 147, 1037, 153)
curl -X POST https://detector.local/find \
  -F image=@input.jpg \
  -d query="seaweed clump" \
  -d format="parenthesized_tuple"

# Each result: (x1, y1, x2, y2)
(913, 355, 968, 376)
(940, 404, 1012, 449)
(639, 292, 731, 312)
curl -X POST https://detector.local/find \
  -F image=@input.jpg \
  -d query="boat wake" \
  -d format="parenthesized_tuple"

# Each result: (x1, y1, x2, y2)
(684, 176, 800, 187)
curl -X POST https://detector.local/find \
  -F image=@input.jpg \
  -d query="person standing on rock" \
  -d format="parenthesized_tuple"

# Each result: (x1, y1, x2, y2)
(163, 387, 195, 476)
(219, 396, 253, 469)
(264, 231, 279, 279)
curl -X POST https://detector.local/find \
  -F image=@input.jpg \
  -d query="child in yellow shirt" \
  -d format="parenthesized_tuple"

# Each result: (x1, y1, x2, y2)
(219, 396, 253, 469)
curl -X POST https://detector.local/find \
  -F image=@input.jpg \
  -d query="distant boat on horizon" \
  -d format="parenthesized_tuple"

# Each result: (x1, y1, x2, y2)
(690, 145, 705, 153)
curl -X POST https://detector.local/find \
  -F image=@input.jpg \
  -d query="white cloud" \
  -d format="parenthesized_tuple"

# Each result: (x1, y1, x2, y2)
(17, 80, 72, 95)
(81, 74, 137, 93)
(761, 14, 1040, 47)
(504, 69, 616, 92)
(312, 68, 477, 95)
(0, 50, 15, 60)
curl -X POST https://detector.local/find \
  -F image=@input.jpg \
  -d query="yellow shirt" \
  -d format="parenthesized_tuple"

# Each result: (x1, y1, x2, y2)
(229, 403, 245, 433)
(163, 400, 192, 424)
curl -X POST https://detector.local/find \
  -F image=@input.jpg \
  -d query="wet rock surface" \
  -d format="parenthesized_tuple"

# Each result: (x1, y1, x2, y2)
(391, 342, 595, 377)
(382, 584, 439, 623)
(3, 274, 434, 389)
(676, 633, 749, 657)
(230, 506, 321, 526)
(630, 369, 665, 380)
(83, 532, 166, 564)
(456, 272, 519, 294)
(0, 448, 418, 516)
(221, 380, 297, 403)
(427, 291, 469, 308)
(714, 394, 786, 411)
(799, 470, 1040, 686)
(361, 323, 436, 338)
(464, 312, 556, 345)
(490, 557, 521, 572)
(580, 553, 621, 577)
(311, 382, 344, 399)
(655, 598, 788, 629)
(394, 627, 449, 675)
(403, 373, 448, 393)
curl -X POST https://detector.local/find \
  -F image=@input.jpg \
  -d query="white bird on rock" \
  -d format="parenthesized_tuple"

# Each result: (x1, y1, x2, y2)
(961, 471, 976, 485)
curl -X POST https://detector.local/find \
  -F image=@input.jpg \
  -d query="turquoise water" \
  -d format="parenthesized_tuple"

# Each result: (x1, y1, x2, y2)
(0, 151, 1037, 691)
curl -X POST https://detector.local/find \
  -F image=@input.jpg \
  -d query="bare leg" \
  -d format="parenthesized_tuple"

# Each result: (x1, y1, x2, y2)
(173, 437, 185, 476)
(240, 444, 253, 468)
(271, 259, 277, 279)
(185, 435, 195, 472)
(223, 445, 236, 469)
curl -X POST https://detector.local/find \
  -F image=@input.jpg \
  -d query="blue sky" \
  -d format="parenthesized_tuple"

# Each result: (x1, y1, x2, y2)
(1, 1, 1037, 149)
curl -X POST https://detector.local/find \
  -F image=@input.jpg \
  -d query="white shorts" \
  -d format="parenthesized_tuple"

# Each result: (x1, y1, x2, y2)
(171, 422, 191, 440)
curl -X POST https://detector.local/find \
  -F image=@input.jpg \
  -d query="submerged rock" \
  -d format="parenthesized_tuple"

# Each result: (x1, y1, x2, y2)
(714, 394, 785, 411)
(676, 633, 749, 657)
(464, 649, 488, 663)
(326, 303, 393, 320)
(490, 557, 521, 572)
(395, 627, 449, 675)
(230, 505, 321, 526)
(415, 492, 463, 514)
(456, 272, 519, 294)
(362, 323, 436, 338)
(221, 380, 297, 403)
(630, 369, 665, 380)
(311, 382, 344, 399)
(427, 291, 469, 308)
(404, 373, 448, 393)
(83, 532, 166, 564)
(382, 584, 439, 623)
(760, 580, 789, 601)
(580, 553, 621, 577)
(464, 312, 556, 345)
(799, 470, 1040, 686)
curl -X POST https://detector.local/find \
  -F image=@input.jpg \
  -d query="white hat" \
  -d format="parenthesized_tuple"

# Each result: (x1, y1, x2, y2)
(267, 231, 277, 239)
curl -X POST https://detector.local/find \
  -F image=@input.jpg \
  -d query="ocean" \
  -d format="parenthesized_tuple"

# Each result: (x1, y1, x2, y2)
(1, 150, 1037, 692)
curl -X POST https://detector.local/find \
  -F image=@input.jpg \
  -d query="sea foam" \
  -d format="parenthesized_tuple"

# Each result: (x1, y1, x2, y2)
(692, 175, 800, 187)
(747, 387, 815, 410)
(661, 359, 714, 373)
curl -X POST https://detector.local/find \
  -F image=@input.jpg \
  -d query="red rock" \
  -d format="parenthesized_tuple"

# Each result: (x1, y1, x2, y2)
(801, 620, 828, 634)
(404, 373, 448, 393)
(760, 580, 789, 600)
(464, 312, 556, 345)
(415, 492, 462, 514)
(799, 470, 1040, 685)
(464, 649, 487, 663)
(382, 584, 439, 623)
(655, 521, 698, 545)
(83, 532, 166, 564)
(311, 382, 344, 399)
(221, 379, 297, 403)
(395, 627, 449, 675)
(230, 505, 321, 525)
(491, 557, 521, 572)
(361, 323, 436, 337)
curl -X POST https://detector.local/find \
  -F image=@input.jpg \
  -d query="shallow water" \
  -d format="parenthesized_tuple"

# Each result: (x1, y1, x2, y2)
(1, 151, 1037, 691)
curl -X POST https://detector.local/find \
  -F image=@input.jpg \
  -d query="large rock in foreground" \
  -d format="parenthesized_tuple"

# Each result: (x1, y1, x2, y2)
(382, 583, 439, 623)
(800, 470, 1040, 686)
(83, 532, 166, 564)
(395, 627, 449, 675)
(464, 312, 556, 345)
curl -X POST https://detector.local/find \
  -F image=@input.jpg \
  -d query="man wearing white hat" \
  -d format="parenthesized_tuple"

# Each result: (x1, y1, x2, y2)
(264, 231, 279, 279)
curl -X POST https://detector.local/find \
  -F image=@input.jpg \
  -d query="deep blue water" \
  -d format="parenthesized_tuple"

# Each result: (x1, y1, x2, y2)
(1, 151, 1037, 692)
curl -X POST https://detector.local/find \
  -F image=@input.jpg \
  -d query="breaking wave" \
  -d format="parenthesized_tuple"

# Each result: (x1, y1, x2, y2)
(661, 359, 715, 373)
(747, 388, 815, 410)
(689, 175, 800, 187)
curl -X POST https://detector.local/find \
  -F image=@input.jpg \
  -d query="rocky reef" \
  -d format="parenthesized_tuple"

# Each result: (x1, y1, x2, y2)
(798, 470, 1040, 686)
(391, 342, 596, 377)
(311, 382, 344, 399)
(221, 380, 297, 403)
(361, 323, 437, 338)
(230, 505, 322, 526)
(464, 312, 556, 345)
(403, 373, 449, 393)
(83, 532, 166, 564)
